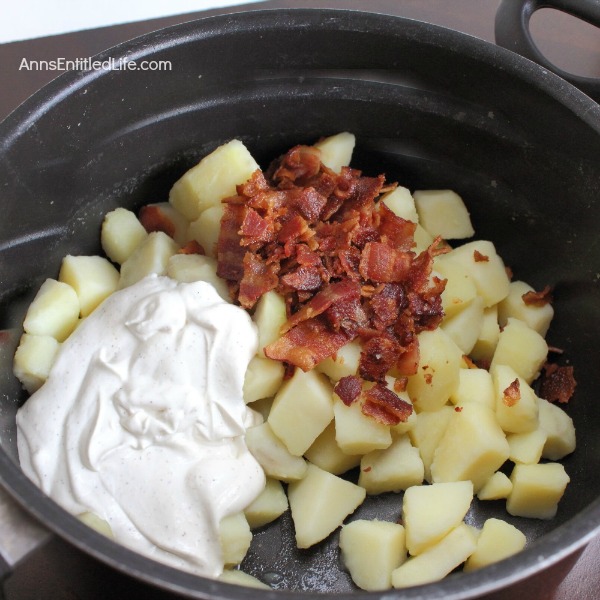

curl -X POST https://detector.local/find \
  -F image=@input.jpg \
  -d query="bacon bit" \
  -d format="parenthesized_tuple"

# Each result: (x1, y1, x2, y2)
(394, 377, 408, 393)
(462, 355, 478, 369)
(238, 253, 279, 309)
(334, 375, 362, 406)
(424, 373, 433, 385)
(455, 406, 463, 412)
(473, 250, 489, 262)
(362, 466, 372, 473)
(548, 346, 564, 354)
(361, 383, 413, 425)
(503, 378, 521, 406)
(540, 363, 577, 404)
(177, 240, 205, 255)
(522, 285, 553, 307)
(139, 205, 176, 238)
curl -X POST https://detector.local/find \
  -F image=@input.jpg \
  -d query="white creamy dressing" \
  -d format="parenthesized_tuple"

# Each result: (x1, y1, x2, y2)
(16, 274, 265, 578)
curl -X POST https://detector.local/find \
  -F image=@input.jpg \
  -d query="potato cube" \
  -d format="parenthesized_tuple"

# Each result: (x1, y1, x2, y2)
(139, 202, 190, 246)
(244, 478, 288, 529)
(391, 524, 477, 588)
(59, 255, 119, 317)
(268, 369, 334, 456)
(316, 339, 361, 382)
(304, 422, 361, 475)
(403, 481, 473, 555)
(413, 224, 434, 253)
(118, 231, 179, 289)
(537, 398, 576, 460)
(507, 429, 547, 464)
(253, 291, 287, 359)
(431, 403, 510, 492)
(13, 334, 60, 393)
(219, 512, 252, 566)
(314, 132, 355, 172)
(441, 241, 510, 307)
(492, 364, 539, 434)
(434, 258, 478, 319)
(381, 186, 419, 224)
(243, 356, 285, 404)
(101, 207, 148, 265)
(413, 189, 474, 240)
(470, 305, 500, 363)
(490, 318, 548, 384)
(169, 139, 260, 221)
(406, 328, 462, 412)
(287, 464, 366, 548)
(464, 518, 526, 572)
(340, 520, 407, 591)
(450, 368, 495, 410)
(358, 434, 424, 494)
(441, 295, 484, 354)
(187, 204, 224, 259)
(477, 472, 513, 501)
(22, 278, 80, 342)
(218, 569, 270, 589)
(245, 422, 307, 482)
(507, 462, 570, 519)
(498, 280, 554, 336)
(166, 253, 229, 301)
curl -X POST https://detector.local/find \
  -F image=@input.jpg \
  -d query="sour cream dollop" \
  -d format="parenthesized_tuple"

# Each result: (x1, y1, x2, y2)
(16, 274, 265, 577)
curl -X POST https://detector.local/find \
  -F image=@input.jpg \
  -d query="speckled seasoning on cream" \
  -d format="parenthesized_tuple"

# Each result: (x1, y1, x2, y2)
(16, 274, 265, 578)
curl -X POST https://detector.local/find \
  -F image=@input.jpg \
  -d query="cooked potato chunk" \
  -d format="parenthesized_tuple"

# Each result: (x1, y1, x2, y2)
(59, 255, 119, 317)
(470, 305, 500, 363)
(166, 253, 229, 300)
(316, 339, 361, 382)
(381, 186, 419, 224)
(413, 189, 475, 240)
(304, 422, 361, 475)
(22, 278, 79, 342)
(218, 569, 270, 589)
(169, 139, 260, 220)
(441, 295, 484, 354)
(340, 520, 407, 591)
(253, 291, 287, 359)
(434, 258, 478, 319)
(537, 397, 576, 460)
(13, 334, 61, 393)
(506, 462, 570, 519)
(507, 429, 547, 464)
(463, 518, 526, 572)
(492, 364, 539, 434)
(449, 368, 495, 410)
(477, 472, 513, 501)
(244, 478, 288, 529)
(219, 512, 252, 566)
(243, 356, 285, 404)
(101, 207, 148, 265)
(498, 280, 554, 336)
(403, 481, 473, 555)
(287, 464, 366, 549)
(314, 132, 355, 172)
(187, 204, 224, 258)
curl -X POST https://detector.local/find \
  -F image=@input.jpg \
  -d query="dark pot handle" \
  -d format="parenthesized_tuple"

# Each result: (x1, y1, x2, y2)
(495, 0, 600, 103)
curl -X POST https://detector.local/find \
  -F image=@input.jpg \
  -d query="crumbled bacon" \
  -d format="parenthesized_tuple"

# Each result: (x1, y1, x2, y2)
(503, 379, 521, 406)
(177, 240, 205, 255)
(139, 205, 177, 238)
(334, 375, 362, 406)
(540, 363, 577, 404)
(522, 285, 553, 307)
(473, 250, 489, 262)
(361, 384, 413, 425)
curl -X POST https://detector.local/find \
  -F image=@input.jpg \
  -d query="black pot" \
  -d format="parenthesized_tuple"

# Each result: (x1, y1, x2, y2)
(1, 6, 599, 600)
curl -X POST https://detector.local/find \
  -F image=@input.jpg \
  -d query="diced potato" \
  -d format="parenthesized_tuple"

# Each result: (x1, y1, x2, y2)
(440, 240, 510, 307)
(243, 356, 285, 404)
(340, 520, 407, 591)
(187, 204, 224, 258)
(139, 202, 190, 246)
(169, 139, 260, 221)
(245, 422, 307, 482)
(490, 318, 548, 384)
(119, 231, 179, 289)
(449, 368, 495, 410)
(492, 364, 539, 434)
(287, 463, 366, 549)
(244, 478, 288, 529)
(413, 189, 475, 240)
(22, 278, 80, 342)
(333, 393, 392, 455)
(403, 481, 473, 556)
(314, 132, 355, 172)
(413, 224, 434, 253)
(391, 524, 477, 588)
(498, 280, 554, 337)
(358, 434, 424, 494)
(268, 369, 334, 456)
(316, 340, 361, 382)
(381, 186, 419, 224)
(434, 258, 478, 319)
(78, 512, 113, 538)
(166, 253, 229, 301)
(218, 569, 271, 589)
(253, 291, 287, 359)
(13, 334, 61, 393)
(430, 403, 510, 492)
(219, 512, 252, 566)
(59, 255, 119, 317)
(304, 422, 361, 475)
(406, 328, 462, 412)
(408, 405, 454, 482)
(477, 471, 513, 501)
(101, 207, 148, 265)
(537, 398, 576, 460)
(463, 518, 526, 572)
(507, 462, 570, 519)
(470, 305, 500, 363)
(507, 429, 547, 464)
(441, 295, 484, 354)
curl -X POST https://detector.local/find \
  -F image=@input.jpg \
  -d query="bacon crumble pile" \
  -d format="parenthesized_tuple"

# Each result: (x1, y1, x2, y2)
(216, 144, 449, 425)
